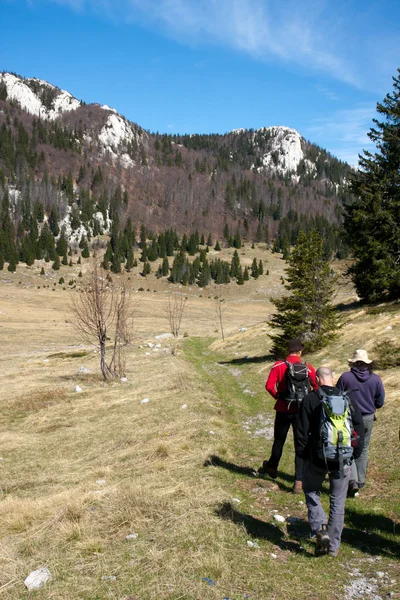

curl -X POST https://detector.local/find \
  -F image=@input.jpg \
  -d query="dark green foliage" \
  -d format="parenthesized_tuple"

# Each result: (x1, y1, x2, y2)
(52, 254, 61, 270)
(81, 240, 90, 258)
(233, 229, 242, 249)
(126, 249, 134, 272)
(59, 277, 64, 284)
(345, 69, 400, 302)
(243, 266, 249, 281)
(270, 230, 338, 358)
(230, 250, 240, 278)
(198, 258, 211, 287)
(142, 261, 151, 276)
(56, 228, 68, 256)
(214, 240, 221, 251)
(62, 254, 68, 266)
(374, 340, 400, 369)
(162, 256, 169, 276)
(236, 266, 244, 285)
(251, 258, 259, 278)
(258, 259, 264, 275)
(111, 251, 121, 273)
(40, 267, 45, 275)
(78, 270, 82, 277)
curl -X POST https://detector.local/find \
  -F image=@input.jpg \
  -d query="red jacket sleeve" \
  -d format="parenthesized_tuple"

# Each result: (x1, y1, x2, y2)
(307, 364, 318, 391)
(265, 363, 280, 399)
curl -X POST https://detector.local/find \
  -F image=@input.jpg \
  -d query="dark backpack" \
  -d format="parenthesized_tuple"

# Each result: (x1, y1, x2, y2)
(284, 361, 311, 407)
(317, 388, 354, 477)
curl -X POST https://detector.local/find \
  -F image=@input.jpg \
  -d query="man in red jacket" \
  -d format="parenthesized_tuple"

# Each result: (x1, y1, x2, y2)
(258, 339, 317, 493)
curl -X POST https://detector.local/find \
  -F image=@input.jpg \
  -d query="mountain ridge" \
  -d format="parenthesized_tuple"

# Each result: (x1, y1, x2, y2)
(0, 71, 352, 254)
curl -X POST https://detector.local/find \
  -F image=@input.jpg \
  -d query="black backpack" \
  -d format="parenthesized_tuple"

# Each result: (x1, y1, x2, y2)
(284, 361, 311, 407)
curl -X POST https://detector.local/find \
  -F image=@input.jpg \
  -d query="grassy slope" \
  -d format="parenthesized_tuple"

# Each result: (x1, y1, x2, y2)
(0, 247, 399, 599)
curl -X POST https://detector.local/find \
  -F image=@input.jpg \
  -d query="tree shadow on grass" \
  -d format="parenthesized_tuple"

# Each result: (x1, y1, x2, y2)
(216, 502, 311, 555)
(204, 455, 258, 478)
(335, 300, 362, 312)
(204, 456, 296, 493)
(218, 354, 274, 366)
(342, 508, 400, 559)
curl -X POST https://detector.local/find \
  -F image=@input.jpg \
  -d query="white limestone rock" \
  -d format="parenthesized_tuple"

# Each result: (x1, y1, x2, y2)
(24, 567, 52, 591)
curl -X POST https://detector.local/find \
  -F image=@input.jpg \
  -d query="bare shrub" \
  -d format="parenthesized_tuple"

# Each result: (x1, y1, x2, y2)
(70, 260, 137, 380)
(214, 286, 226, 341)
(164, 294, 187, 338)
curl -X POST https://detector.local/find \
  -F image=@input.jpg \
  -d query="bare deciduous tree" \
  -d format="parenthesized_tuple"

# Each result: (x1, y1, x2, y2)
(164, 293, 187, 338)
(214, 286, 226, 341)
(70, 261, 136, 380)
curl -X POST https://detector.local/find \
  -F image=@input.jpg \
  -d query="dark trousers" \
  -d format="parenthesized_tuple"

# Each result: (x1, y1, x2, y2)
(268, 411, 304, 481)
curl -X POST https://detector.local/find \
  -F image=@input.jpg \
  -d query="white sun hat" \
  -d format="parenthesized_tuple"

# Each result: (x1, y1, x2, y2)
(348, 349, 372, 364)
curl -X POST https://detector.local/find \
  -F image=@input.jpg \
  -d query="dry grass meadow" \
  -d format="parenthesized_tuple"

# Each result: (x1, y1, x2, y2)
(0, 244, 399, 599)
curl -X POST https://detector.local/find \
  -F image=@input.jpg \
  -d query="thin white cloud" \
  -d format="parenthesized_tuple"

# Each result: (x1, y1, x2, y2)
(32, 0, 400, 91)
(305, 106, 377, 167)
(315, 85, 339, 102)
(127, 0, 359, 86)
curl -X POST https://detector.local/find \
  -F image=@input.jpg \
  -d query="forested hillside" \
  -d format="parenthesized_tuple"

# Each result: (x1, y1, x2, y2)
(0, 72, 353, 272)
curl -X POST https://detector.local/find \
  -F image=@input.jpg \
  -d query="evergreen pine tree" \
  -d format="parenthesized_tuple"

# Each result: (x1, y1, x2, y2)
(198, 258, 211, 287)
(40, 267, 45, 275)
(214, 240, 221, 251)
(344, 69, 400, 302)
(243, 266, 249, 281)
(62, 254, 68, 266)
(270, 230, 338, 358)
(81, 241, 90, 259)
(126, 249, 134, 272)
(207, 233, 212, 247)
(142, 261, 151, 276)
(230, 250, 240, 278)
(251, 258, 259, 278)
(52, 254, 61, 270)
(236, 266, 244, 285)
(162, 256, 169, 276)
(111, 252, 121, 273)
(258, 259, 264, 275)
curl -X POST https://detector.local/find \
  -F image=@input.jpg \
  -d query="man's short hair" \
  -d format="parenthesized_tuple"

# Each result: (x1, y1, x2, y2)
(316, 366, 333, 379)
(288, 339, 304, 353)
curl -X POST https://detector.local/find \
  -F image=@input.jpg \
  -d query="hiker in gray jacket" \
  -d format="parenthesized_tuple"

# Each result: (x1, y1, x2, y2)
(337, 349, 385, 496)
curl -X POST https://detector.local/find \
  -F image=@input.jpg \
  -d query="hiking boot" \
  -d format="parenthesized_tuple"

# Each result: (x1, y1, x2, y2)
(315, 525, 330, 556)
(257, 461, 278, 479)
(293, 480, 303, 494)
(328, 549, 339, 557)
(347, 480, 359, 497)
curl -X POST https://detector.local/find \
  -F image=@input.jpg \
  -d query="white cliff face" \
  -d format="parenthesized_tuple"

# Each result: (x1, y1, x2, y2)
(1, 73, 80, 119)
(2, 74, 43, 117)
(255, 126, 304, 174)
(99, 114, 138, 150)
(99, 113, 147, 166)
(1, 73, 145, 163)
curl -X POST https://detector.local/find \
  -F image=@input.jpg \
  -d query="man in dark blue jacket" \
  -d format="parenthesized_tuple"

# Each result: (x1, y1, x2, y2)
(337, 349, 385, 496)
(296, 366, 364, 557)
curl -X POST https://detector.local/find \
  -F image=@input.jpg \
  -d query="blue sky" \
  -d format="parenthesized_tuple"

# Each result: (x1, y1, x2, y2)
(1, 0, 399, 165)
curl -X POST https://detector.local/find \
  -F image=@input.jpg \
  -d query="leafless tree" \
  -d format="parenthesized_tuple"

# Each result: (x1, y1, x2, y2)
(164, 293, 187, 338)
(70, 260, 136, 380)
(214, 286, 226, 341)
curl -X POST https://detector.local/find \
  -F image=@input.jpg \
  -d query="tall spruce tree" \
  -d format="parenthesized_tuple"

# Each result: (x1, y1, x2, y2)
(344, 69, 400, 303)
(270, 230, 338, 358)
